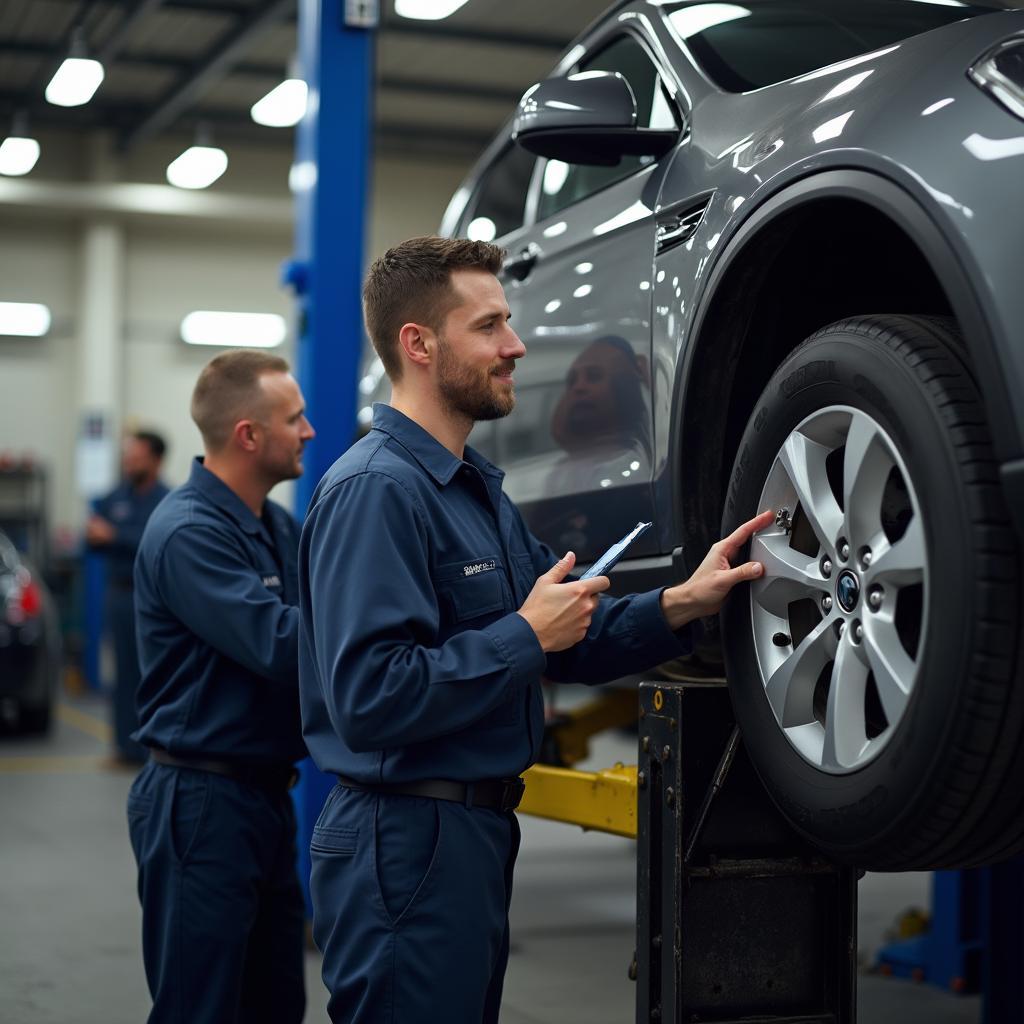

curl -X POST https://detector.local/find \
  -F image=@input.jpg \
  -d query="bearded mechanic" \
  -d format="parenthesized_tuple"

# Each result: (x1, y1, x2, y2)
(298, 236, 772, 1023)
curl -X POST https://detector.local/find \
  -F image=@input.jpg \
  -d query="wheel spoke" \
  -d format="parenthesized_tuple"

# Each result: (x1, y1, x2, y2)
(868, 516, 926, 587)
(842, 412, 891, 549)
(779, 431, 844, 552)
(861, 618, 914, 725)
(822, 635, 870, 770)
(751, 531, 823, 617)
(765, 616, 834, 727)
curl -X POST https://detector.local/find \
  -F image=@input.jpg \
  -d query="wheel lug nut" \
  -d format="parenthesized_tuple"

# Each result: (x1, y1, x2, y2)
(860, 547, 873, 569)
(839, 540, 850, 561)
(821, 595, 833, 613)
(869, 587, 883, 610)
(835, 620, 845, 638)
(853, 621, 863, 642)
(821, 557, 833, 579)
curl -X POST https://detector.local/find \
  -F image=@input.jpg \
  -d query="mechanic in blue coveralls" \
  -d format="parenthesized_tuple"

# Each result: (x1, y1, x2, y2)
(86, 430, 169, 765)
(299, 236, 773, 1024)
(126, 349, 315, 1024)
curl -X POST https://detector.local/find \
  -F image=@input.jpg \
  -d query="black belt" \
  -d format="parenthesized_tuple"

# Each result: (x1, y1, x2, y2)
(336, 774, 526, 813)
(151, 748, 299, 792)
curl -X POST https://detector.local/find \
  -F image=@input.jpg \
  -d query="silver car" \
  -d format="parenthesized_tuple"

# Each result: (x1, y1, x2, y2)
(436, 0, 1024, 870)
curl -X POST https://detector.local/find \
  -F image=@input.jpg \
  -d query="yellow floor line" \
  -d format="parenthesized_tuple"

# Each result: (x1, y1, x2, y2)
(0, 754, 106, 773)
(56, 701, 113, 744)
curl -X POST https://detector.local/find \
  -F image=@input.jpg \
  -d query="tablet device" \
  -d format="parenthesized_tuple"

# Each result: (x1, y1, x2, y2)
(578, 521, 653, 580)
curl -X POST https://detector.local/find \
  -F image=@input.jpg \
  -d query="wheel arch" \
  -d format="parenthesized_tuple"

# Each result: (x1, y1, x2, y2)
(670, 168, 1010, 575)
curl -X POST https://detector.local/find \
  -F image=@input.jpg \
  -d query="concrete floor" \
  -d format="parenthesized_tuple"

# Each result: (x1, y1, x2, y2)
(0, 694, 982, 1024)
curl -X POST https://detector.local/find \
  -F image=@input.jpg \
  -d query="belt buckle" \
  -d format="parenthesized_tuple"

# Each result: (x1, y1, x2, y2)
(501, 777, 526, 812)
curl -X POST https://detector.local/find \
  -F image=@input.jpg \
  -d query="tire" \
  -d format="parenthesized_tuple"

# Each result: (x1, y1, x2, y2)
(721, 315, 1024, 870)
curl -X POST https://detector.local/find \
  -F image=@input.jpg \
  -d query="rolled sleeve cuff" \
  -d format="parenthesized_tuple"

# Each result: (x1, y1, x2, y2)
(485, 612, 547, 684)
(630, 588, 699, 661)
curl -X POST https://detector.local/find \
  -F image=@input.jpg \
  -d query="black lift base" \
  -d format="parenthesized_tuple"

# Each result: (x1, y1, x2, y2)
(635, 682, 857, 1024)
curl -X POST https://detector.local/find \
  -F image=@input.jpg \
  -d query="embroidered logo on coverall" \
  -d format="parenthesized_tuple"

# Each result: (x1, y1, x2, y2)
(462, 560, 496, 577)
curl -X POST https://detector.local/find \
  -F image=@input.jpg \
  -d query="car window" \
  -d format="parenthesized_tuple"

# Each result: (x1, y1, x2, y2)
(536, 33, 679, 222)
(662, 0, 998, 93)
(462, 144, 538, 241)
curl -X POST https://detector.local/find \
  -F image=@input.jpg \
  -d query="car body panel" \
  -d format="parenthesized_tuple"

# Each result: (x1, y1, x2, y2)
(437, 0, 1024, 566)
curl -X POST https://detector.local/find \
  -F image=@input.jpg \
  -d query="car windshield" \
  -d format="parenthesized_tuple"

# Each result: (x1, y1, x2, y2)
(660, 0, 1003, 92)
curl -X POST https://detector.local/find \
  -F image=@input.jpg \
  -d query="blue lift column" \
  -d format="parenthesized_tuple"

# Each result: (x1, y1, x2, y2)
(285, 0, 377, 916)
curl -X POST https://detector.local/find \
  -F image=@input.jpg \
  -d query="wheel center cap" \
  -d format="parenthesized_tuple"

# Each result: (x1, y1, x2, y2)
(837, 570, 860, 613)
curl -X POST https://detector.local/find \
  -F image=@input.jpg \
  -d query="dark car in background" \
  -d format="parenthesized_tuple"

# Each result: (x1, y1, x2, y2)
(398, 0, 1024, 870)
(0, 528, 60, 734)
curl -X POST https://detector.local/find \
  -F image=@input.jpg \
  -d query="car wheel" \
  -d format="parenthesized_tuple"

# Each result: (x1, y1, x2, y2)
(721, 315, 1023, 870)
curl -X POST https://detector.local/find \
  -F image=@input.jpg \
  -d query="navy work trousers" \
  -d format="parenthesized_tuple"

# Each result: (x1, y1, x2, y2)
(127, 762, 306, 1024)
(311, 785, 520, 1023)
(107, 587, 147, 761)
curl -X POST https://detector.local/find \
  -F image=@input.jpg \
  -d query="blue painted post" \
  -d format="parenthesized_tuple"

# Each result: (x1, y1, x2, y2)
(286, 0, 376, 917)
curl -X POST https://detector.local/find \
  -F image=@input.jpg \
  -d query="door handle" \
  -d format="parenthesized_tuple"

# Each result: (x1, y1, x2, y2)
(503, 243, 540, 282)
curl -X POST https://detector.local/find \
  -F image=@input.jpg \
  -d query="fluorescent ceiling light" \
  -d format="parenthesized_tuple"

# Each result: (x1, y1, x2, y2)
(167, 145, 228, 189)
(0, 302, 51, 337)
(467, 216, 497, 241)
(251, 79, 308, 127)
(395, 0, 469, 20)
(0, 136, 40, 176)
(45, 57, 104, 107)
(180, 311, 287, 348)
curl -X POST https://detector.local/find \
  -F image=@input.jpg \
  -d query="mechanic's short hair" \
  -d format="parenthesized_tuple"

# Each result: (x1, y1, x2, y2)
(132, 430, 167, 461)
(363, 235, 506, 381)
(190, 349, 290, 451)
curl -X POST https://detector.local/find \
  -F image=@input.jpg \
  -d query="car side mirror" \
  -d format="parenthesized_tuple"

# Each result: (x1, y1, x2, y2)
(512, 71, 677, 167)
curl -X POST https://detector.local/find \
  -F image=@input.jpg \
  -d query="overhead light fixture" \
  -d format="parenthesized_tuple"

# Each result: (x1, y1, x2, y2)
(167, 126, 228, 189)
(45, 27, 104, 107)
(395, 0, 469, 20)
(0, 302, 52, 337)
(251, 78, 308, 127)
(180, 311, 287, 348)
(0, 113, 40, 176)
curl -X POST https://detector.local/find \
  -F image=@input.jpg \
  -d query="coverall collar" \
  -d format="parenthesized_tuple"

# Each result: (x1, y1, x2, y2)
(188, 457, 265, 537)
(371, 403, 505, 487)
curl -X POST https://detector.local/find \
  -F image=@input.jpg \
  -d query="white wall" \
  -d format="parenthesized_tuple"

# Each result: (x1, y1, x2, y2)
(0, 130, 471, 539)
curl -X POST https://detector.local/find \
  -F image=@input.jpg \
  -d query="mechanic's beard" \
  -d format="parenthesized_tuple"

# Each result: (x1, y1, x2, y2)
(437, 337, 514, 423)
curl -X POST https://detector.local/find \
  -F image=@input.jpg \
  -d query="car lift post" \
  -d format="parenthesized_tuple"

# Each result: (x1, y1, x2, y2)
(285, 0, 377, 915)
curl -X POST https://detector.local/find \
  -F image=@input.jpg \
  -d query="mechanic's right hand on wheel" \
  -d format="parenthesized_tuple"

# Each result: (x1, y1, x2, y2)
(659, 509, 774, 629)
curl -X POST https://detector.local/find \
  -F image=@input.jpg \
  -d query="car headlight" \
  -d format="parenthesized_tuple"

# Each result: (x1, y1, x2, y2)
(968, 36, 1024, 121)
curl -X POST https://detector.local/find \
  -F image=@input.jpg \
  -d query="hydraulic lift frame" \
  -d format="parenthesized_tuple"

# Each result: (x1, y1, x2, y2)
(522, 682, 857, 1024)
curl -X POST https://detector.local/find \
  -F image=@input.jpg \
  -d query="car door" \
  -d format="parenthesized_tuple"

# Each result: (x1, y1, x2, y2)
(461, 30, 687, 563)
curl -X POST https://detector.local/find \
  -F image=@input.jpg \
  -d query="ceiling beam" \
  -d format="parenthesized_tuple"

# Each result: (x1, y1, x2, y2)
(96, 0, 167, 66)
(380, 21, 566, 52)
(118, 0, 295, 151)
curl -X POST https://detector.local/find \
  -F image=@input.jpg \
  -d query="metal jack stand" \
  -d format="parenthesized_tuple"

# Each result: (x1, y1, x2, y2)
(636, 682, 857, 1024)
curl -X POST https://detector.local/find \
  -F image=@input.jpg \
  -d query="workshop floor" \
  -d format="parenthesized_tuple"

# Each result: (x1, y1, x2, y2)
(0, 693, 982, 1024)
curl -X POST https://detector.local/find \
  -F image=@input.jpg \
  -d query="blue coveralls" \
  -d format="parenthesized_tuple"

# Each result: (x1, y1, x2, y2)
(127, 458, 306, 1024)
(299, 404, 695, 1023)
(91, 479, 169, 761)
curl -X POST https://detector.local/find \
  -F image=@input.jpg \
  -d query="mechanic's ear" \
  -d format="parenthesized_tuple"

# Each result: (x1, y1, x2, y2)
(398, 322, 434, 369)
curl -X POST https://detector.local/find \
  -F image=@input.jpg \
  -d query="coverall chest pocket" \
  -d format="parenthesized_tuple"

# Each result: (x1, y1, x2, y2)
(512, 553, 538, 605)
(434, 557, 506, 624)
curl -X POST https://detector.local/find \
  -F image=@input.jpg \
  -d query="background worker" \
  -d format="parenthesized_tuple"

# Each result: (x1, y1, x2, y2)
(126, 350, 314, 1024)
(298, 236, 772, 1024)
(86, 430, 169, 765)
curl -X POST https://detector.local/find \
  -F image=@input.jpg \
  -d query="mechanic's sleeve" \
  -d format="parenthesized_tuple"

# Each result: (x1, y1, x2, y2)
(521, 519, 696, 685)
(154, 524, 298, 683)
(303, 473, 546, 753)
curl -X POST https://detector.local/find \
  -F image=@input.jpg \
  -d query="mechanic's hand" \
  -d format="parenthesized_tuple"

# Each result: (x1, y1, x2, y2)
(518, 551, 610, 653)
(660, 510, 774, 629)
(85, 515, 116, 546)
